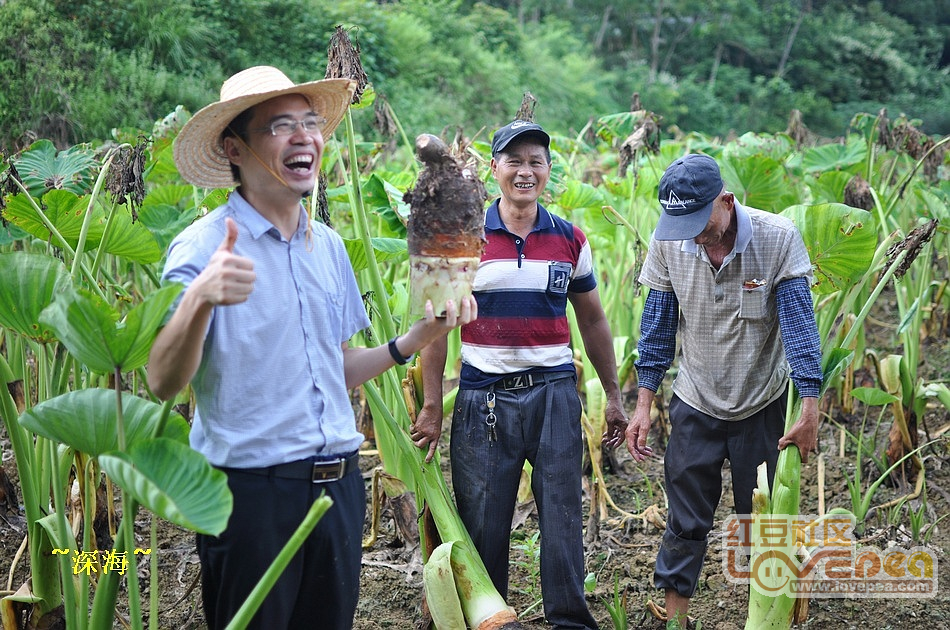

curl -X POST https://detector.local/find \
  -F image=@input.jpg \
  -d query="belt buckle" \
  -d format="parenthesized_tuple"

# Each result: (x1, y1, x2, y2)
(311, 458, 345, 483)
(502, 374, 534, 390)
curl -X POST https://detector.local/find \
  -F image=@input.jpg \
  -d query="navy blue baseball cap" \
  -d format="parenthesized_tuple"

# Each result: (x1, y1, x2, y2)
(491, 120, 550, 156)
(655, 154, 724, 241)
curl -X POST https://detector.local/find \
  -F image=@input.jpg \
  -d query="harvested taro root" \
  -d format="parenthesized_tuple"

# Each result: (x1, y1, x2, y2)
(403, 133, 487, 317)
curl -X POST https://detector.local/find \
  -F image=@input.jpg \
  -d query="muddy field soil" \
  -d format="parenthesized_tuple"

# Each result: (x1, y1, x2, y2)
(351, 406, 950, 630)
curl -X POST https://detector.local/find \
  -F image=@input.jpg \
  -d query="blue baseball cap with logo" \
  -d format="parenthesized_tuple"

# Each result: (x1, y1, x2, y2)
(655, 154, 724, 241)
(491, 120, 550, 156)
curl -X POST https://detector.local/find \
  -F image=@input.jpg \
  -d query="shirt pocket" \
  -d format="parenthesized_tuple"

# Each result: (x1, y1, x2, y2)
(547, 261, 573, 294)
(304, 287, 346, 341)
(738, 282, 769, 319)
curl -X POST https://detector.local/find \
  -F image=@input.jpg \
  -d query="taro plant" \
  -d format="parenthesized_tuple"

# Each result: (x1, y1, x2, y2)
(745, 201, 939, 628)
(0, 140, 232, 630)
(323, 27, 521, 628)
(907, 494, 927, 542)
(600, 573, 628, 630)
(840, 387, 901, 534)
(510, 531, 542, 617)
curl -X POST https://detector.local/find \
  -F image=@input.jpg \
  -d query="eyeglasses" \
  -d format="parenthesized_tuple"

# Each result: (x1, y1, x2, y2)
(251, 116, 327, 136)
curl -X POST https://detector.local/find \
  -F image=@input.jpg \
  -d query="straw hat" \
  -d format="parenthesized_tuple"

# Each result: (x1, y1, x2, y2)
(173, 66, 357, 189)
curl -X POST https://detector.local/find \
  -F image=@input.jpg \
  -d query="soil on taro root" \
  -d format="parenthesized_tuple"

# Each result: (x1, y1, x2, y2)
(1, 320, 949, 629)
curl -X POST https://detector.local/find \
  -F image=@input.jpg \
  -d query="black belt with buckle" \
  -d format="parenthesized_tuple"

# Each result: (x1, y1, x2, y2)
(498, 371, 574, 391)
(228, 453, 359, 484)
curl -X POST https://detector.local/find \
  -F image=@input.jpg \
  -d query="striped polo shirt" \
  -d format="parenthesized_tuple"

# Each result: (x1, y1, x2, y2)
(459, 200, 596, 389)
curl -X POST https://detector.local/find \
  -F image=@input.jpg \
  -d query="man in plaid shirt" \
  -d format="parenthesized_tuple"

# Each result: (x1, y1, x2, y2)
(625, 154, 822, 629)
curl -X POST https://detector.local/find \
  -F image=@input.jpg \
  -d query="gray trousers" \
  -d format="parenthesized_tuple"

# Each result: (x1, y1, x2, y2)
(655, 391, 786, 597)
(450, 373, 598, 630)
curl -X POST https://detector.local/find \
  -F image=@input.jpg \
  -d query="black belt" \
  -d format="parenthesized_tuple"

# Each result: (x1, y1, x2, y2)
(498, 371, 574, 391)
(229, 453, 359, 483)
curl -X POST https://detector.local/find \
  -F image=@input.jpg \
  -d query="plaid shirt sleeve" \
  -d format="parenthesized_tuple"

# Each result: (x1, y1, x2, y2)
(635, 288, 679, 392)
(776, 276, 823, 398)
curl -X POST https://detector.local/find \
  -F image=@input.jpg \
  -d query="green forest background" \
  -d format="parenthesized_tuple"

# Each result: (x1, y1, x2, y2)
(1, 0, 949, 153)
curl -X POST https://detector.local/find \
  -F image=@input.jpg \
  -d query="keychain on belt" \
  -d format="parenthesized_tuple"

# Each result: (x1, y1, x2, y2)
(485, 389, 497, 443)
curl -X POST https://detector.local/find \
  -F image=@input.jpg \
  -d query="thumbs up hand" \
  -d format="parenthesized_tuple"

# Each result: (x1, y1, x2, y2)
(195, 217, 256, 305)
(217, 215, 240, 254)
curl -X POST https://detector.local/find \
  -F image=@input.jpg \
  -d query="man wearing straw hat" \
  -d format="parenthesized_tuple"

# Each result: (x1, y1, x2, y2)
(147, 66, 475, 629)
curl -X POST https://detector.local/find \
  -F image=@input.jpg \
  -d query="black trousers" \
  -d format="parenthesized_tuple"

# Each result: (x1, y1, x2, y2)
(197, 462, 365, 629)
(655, 391, 786, 598)
(451, 374, 599, 630)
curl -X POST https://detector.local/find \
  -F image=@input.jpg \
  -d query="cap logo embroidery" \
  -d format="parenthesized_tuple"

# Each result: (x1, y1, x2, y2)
(662, 190, 695, 210)
(510, 121, 532, 129)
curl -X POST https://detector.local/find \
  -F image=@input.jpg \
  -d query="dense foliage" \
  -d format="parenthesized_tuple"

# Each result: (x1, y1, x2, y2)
(1, 0, 948, 152)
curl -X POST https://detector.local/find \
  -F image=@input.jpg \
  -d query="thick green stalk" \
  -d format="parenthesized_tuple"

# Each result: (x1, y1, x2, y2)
(748, 244, 917, 628)
(364, 379, 465, 540)
(114, 366, 143, 629)
(893, 238, 933, 400)
(48, 440, 79, 628)
(224, 496, 332, 630)
(335, 109, 416, 487)
(79, 458, 96, 630)
(149, 518, 158, 630)
(0, 353, 38, 522)
(745, 396, 800, 629)
(881, 135, 950, 220)
(90, 199, 121, 280)
(383, 99, 419, 176)
(332, 104, 516, 624)
(0, 354, 62, 615)
(840, 249, 908, 350)
(341, 110, 396, 342)
(363, 382, 515, 628)
(815, 234, 896, 349)
(88, 504, 139, 629)
(73, 147, 121, 280)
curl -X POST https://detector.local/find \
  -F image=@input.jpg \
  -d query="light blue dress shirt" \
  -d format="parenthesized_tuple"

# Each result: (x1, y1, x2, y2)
(162, 190, 370, 467)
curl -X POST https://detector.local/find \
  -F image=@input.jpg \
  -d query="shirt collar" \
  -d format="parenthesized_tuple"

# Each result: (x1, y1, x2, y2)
(679, 199, 752, 255)
(229, 189, 308, 241)
(485, 198, 555, 233)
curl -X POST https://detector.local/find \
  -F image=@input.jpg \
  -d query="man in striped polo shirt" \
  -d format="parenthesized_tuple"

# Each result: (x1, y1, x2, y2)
(624, 154, 822, 629)
(418, 120, 627, 629)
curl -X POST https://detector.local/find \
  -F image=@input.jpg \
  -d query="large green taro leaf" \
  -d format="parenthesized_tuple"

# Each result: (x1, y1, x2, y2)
(0, 252, 70, 343)
(101, 438, 232, 535)
(780, 203, 875, 295)
(4, 189, 98, 251)
(137, 202, 198, 252)
(344, 237, 407, 274)
(19, 389, 190, 455)
(363, 173, 412, 236)
(806, 170, 855, 205)
(722, 155, 798, 212)
(556, 180, 605, 211)
(801, 137, 866, 173)
(13, 139, 97, 196)
(40, 283, 183, 373)
(3, 189, 163, 263)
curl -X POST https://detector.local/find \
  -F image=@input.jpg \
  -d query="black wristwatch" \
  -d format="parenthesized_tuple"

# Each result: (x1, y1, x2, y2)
(388, 337, 414, 365)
